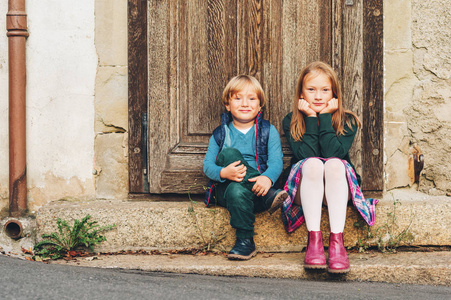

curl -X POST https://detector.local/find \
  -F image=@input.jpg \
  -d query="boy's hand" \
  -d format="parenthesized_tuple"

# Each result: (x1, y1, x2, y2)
(220, 160, 247, 182)
(320, 98, 338, 114)
(248, 175, 272, 196)
(298, 99, 317, 117)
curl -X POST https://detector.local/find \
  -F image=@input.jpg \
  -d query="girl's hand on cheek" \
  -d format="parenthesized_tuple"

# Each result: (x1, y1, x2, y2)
(298, 99, 317, 117)
(320, 98, 338, 114)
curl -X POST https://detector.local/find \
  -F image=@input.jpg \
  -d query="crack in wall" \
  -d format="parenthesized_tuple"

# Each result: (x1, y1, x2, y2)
(99, 125, 126, 134)
(97, 116, 127, 133)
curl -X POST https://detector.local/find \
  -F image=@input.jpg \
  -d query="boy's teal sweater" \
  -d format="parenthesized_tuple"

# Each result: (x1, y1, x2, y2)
(203, 122, 283, 185)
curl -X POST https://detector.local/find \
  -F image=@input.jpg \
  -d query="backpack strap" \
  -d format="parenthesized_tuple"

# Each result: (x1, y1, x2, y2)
(255, 112, 270, 173)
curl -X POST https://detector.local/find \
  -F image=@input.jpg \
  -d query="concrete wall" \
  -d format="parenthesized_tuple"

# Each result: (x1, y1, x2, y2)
(0, 1, 449, 216)
(0, 1, 98, 214)
(0, 1, 8, 211)
(384, 0, 451, 196)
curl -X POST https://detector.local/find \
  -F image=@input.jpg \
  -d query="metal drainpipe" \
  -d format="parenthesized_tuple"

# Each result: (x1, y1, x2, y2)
(5, 0, 28, 238)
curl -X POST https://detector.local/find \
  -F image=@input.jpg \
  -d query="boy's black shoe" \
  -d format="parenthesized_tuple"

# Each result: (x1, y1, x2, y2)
(264, 189, 289, 215)
(227, 238, 257, 260)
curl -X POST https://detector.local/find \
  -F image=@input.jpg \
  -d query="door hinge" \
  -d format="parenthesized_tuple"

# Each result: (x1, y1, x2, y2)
(142, 112, 149, 193)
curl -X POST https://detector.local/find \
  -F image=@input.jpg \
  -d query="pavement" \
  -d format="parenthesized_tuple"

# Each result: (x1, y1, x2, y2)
(48, 249, 451, 286)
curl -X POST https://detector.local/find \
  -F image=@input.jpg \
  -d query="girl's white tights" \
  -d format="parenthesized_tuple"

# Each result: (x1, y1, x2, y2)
(300, 158, 349, 233)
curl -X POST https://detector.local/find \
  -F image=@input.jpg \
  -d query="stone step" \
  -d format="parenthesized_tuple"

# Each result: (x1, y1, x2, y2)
(35, 190, 450, 253)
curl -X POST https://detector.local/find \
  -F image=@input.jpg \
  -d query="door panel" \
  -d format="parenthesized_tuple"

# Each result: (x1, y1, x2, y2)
(182, 0, 237, 136)
(147, 0, 366, 194)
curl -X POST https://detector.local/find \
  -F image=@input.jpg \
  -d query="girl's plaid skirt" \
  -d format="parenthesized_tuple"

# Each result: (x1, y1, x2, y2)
(281, 157, 379, 233)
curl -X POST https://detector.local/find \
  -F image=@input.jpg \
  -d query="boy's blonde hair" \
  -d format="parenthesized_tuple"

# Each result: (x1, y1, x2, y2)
(290, 61, 361, 141)
(222, 75, 266, 108)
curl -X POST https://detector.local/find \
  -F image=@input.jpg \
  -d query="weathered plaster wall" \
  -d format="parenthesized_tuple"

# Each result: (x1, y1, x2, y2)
(1, 0, 448, 216)
(94, 0, 129, 199)
(408, 0, 451, 195)
(0, 1, 8, 212)
(384, 0, 451, 196)
(0, 1, 97, 213)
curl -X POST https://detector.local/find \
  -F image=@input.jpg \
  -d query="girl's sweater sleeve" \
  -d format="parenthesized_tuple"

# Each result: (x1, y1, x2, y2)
(282, 112, 320, 161)
(203, 135, 225, 182)
(261, 125, 283, 185)
(318, 113, 357, 159)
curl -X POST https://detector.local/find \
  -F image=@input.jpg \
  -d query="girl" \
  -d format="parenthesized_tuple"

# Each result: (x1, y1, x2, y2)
(281, 61, 378, 273)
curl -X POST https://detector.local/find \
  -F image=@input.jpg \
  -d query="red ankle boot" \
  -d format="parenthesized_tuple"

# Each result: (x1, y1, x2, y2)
(328, 232, 350, 273)
(304, 231, 327, 269)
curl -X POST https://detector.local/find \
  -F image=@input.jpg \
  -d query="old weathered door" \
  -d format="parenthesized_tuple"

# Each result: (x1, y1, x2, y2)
(128, 0, 383, 194)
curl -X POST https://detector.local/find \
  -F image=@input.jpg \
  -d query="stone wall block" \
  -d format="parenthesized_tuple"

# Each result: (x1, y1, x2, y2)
(95, 133, 128, 199)
(95, 66, 128, 132)
(412, 0, 451, 80)
(384, 50, 414, 94)
(385, 77, 417, 116)
(386, 150, 411, 190)
(405, 79, 451, 195)
(384, 0, 412, 50)
(95, 0, 127, 66)
(385, 124, 410, 162)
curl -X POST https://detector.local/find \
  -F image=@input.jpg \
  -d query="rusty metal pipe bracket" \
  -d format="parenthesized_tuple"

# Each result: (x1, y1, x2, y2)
(6, 13, 28, 34)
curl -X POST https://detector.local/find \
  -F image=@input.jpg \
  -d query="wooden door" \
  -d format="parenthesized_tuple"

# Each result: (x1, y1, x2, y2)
(128, 0, 383, 194)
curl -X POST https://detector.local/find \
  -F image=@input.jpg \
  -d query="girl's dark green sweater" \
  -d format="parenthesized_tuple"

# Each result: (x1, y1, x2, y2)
(282, 112, 361, 185)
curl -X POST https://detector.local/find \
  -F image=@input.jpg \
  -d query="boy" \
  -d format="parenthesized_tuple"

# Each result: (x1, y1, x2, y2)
(203, 75, 287, 260)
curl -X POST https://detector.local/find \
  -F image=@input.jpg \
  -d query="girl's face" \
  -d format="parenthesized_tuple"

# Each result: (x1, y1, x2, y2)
(225, 84, 261, 129)
(300, 72, 333, 114)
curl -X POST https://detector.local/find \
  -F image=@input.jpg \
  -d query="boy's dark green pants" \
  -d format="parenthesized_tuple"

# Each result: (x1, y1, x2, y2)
(214, 147, 269, 239)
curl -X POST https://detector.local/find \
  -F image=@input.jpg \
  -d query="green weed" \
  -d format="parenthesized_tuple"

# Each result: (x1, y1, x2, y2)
(33, 215, 115, 260)
(353, 197, 414, 253)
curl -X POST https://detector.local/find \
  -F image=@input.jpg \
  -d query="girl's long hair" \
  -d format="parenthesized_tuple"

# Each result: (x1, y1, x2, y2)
(290, 61, 361, 141)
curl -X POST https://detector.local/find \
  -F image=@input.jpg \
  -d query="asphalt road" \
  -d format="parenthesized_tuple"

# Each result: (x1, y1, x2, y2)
(0, 255, 449, 300)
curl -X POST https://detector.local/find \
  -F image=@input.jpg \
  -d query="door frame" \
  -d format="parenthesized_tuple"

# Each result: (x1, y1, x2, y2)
(128, 0, 148, 193)
(127, 0, 383, 194)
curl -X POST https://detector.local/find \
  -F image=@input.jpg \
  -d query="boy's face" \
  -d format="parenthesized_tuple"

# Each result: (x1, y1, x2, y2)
(225, 84, 261, 129)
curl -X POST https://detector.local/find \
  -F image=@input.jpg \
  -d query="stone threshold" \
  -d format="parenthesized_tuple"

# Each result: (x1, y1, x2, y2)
(35, 190, 450, 253)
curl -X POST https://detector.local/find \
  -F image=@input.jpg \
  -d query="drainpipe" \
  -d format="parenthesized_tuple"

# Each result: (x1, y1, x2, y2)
(6, 0, 28, 224)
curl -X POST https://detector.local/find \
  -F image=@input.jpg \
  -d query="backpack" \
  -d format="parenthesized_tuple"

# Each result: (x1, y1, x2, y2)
(204, 112, 270, 206)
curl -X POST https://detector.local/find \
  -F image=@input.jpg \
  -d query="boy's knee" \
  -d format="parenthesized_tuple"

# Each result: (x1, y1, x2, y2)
(225, 183, 251, 206)
(217, 147, 245, 167)
(219, 147, 241, 158)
